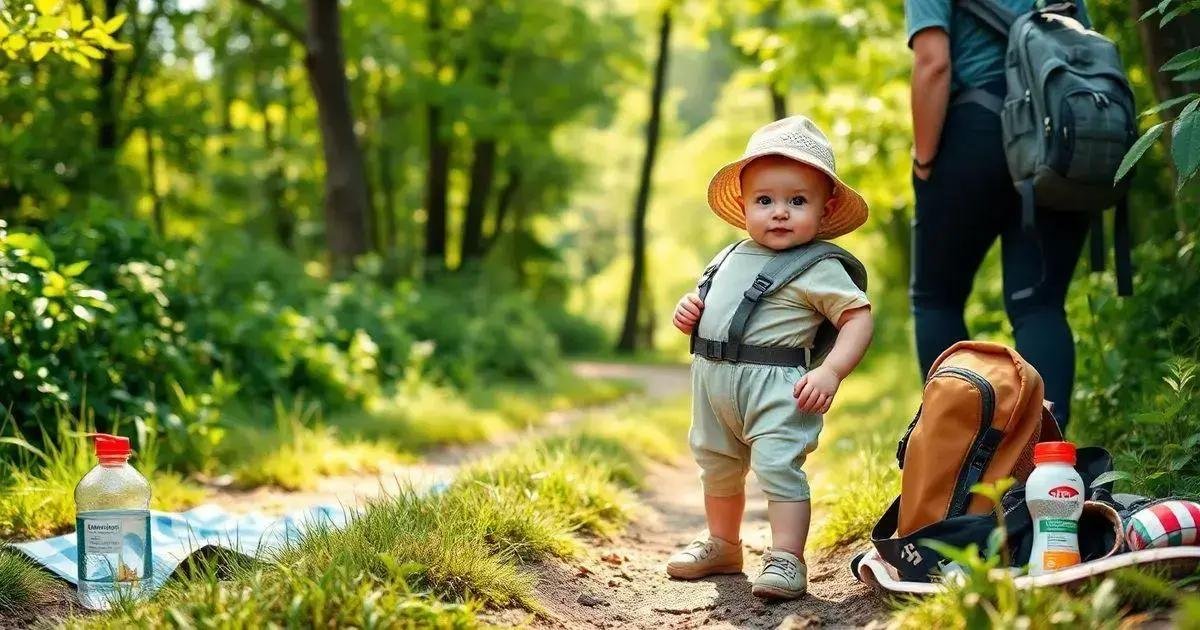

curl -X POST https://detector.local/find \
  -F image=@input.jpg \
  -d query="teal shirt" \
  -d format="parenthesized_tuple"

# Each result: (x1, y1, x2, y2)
(905, 0, 1092, 90)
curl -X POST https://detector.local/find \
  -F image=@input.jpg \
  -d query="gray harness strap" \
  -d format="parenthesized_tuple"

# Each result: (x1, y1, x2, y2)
(690, 240, 868, 368)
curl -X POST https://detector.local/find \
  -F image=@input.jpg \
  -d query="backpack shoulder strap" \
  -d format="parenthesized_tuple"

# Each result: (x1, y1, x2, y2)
(955, 0, 1020, 38)
(725, 241, 868, 364)
(696, 239, 745, 300)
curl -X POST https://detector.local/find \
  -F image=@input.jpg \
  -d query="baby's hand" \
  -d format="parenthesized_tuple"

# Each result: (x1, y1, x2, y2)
(673, 292, 704, 334)
(793, 366, 840, 414)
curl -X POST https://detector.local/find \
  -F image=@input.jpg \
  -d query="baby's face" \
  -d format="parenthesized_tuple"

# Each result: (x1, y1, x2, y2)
(740, 156, 833, 251)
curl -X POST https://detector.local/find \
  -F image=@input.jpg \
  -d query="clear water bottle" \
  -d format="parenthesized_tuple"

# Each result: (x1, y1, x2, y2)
(74, 433, 152, 610)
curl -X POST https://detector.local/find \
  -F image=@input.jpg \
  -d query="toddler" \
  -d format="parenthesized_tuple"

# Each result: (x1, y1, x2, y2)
(667, 116, 874, 599)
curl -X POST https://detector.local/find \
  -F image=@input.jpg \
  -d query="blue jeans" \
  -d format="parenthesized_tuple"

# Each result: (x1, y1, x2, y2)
(910, 97, 1090, 429)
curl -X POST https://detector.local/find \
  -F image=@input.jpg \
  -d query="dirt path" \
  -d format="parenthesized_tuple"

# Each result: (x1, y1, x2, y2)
(206, 361, 692, 515)
(479, 362, 889, 629)
(487, 460, 887, 629)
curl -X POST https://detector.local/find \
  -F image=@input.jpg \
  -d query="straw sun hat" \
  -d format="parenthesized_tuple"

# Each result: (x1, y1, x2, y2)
(707, 115, 869, 240)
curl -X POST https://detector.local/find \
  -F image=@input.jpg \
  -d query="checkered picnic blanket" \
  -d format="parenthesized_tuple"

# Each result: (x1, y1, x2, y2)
(10, 504, 349, 595)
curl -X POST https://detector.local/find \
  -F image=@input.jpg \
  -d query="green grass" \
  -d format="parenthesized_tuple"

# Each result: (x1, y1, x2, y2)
(809, 352, 920, 550)
(0, 548, 66, 617)
(214, 370, 637, 491)
(889, 560, 1200, 629)
(220, 399, 402, 491)
(0, 414, 207, 540)
(70, 395, 691, 628)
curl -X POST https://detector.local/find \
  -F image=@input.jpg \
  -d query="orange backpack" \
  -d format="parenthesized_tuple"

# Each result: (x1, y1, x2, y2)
(893, 341, 1062, 535)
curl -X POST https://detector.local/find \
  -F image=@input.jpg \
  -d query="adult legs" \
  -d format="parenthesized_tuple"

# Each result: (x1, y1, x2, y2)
(910, 105, 1011, 378)
(1001, 209, 1091, 428)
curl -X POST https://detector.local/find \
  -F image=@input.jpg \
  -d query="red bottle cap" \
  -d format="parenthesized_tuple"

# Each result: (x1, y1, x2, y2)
(91, 433, 131, 459)
(1034, 441, 1076, 466)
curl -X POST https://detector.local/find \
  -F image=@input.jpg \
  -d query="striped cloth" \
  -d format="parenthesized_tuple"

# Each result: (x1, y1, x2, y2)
(1125, 500, 1200, 550)
(10, 504, 348, 595)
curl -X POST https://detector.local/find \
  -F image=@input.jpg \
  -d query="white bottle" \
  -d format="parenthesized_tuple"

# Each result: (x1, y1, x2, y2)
(74, 433, 152, 610)
(1025, 441, 1085, 576)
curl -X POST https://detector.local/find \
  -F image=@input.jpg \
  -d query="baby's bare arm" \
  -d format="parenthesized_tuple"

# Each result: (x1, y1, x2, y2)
(794, 306, 874, 414)
(824, 306, 874, 380)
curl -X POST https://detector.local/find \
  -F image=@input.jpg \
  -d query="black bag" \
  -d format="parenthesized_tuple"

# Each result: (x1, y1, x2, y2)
(862, 446, 1118, 582)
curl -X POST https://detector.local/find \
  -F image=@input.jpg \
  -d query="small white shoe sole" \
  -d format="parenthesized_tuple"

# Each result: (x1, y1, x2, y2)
(751, 583, 806, 600)
(665, 562, 743, 580)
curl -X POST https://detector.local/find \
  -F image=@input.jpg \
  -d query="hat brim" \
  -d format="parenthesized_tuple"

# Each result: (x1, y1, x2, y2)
(706, 148, 869, 240)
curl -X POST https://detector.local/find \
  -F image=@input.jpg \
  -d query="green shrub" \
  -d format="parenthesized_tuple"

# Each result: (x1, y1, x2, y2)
(1069, 229, 1200, 497)
(2, 211, 585, 472)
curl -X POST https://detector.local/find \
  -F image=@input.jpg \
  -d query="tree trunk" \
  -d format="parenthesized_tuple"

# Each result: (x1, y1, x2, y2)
(95, 0, 124, 191)
(617, 9, 672, 353)
(423, 0, 450, 266)
(484, 166, 520, 255)
(97, 0, 122, 153)
(1132, 1, 1200, 107)
(143, 125, 164, 235)
(461, 138, 497, 262)
(261, 87, 294, 249)
(304, 0, 370, 275)
(376, 86, 398, 254)
(1130, 0, 1200, 232)
(764, 0, 787, 120)
(460, 35, 505, 265)
(770, 86, 787, 121)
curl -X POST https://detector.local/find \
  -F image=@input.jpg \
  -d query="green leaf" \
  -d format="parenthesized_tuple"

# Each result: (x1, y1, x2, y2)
(33, 0, 59, 16)
(1115, 122, 1168, 183)
(29, 41, 50, 62)
(6, 33, 27, 51)
(1161, 5, 1187, 26)
(0, 20, 10, 40)
(0, 436, 47, 463)
(71, 304, 93, 323)
(1174, 68, 1200, 82)
(68, 4, 85, 30)
(1141, 94, 1200, 118)
(1162, 47, 1200, 72)
(103, 13, 127, 34)
(1172, 109, 1200, 189)
(1091, 470, 1130, 487)
(61, 260, 89, 277)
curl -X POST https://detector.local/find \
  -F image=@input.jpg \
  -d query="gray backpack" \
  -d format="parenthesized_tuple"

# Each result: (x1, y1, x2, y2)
(690, 239, 867, 369)
(957, 0, 1136, 296)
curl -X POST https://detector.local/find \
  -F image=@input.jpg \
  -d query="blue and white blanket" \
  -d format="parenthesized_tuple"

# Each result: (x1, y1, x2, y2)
(10, 504, 349, 594)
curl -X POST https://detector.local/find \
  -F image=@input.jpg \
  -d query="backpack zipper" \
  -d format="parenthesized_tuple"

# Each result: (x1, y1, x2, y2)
(928, 366, 998, 518)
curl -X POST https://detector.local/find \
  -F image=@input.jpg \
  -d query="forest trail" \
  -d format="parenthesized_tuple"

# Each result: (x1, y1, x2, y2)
(481, 367, 889, 629)
(140, 360, 890, 628)
(485, 465, 886, 630)
(205, 361, 692, 515)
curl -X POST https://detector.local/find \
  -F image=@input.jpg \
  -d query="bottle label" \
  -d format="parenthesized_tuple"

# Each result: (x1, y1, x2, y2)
(77, 510, 152, 585)
(1042, 550, 1081, 570)
(1038, 519, 1078, 533)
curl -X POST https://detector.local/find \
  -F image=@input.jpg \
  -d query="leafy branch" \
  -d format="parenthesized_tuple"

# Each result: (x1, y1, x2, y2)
(1116, 0, 1200, 190)
(0, 0, 130, 68)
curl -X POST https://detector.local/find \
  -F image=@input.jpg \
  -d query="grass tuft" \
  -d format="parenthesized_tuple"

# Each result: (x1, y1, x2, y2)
(0, 548, 66, 616)
(71, 394, 692, 628)
(224, 399, 399, 491)
(0, 412, 207, 539)
(810, 444, 900, 550)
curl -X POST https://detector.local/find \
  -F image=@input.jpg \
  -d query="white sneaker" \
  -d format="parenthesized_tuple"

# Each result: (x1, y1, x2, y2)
(665, 536, 743, 579)
(751, 548, 807, 599)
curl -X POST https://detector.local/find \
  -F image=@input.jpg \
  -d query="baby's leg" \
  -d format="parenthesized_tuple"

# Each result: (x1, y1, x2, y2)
(706, 492, 745, 544)
(767, 500, 811, 561)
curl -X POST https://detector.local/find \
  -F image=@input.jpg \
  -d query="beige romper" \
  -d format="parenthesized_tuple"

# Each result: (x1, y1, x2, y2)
(690, 240, 870, 502)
